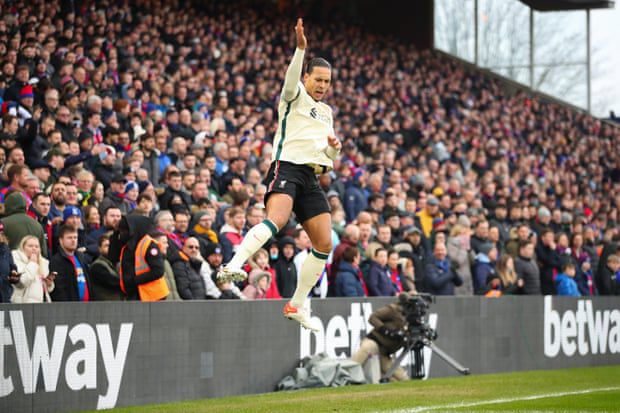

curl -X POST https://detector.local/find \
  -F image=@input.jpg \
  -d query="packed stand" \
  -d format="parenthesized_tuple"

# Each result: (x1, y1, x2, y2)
(0, 0, 619, 304)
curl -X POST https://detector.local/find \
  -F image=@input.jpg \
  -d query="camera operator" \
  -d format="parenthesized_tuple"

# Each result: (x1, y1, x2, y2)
(350, 294, 410, 381)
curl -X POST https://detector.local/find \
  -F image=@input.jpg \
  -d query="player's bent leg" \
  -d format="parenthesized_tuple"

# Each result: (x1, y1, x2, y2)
(284, 213, 332, 330)
(219, 193, 293, 282)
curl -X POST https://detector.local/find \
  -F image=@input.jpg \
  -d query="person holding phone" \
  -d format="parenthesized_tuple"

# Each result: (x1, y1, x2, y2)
(11, 235, 54, 303)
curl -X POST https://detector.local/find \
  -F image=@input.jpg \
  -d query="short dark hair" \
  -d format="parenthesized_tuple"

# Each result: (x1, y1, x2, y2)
(374, 247, 387, 257)
(7, 164, 26, 183)
(58, 224, 78, 239)
(32, 192, 50, 204)
(137, 193, 152, 204)
(98, 232, 111, 247)
(305, 57, 331, 74)
(342, 246, 359, 263)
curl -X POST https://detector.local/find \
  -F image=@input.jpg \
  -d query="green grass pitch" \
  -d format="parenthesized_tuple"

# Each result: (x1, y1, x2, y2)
(87, 365, 620, 412)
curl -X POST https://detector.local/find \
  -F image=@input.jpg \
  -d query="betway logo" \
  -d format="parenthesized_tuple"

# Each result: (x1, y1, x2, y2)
(544, 296, 620, 357)
(300, 302, 438, 378)
(0, 311, 132, 409)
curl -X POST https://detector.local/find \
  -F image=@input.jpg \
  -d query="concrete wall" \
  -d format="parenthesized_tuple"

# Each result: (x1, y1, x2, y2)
(1, 296, 619, 411)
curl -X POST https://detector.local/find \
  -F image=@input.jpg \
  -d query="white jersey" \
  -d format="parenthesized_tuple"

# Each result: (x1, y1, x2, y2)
(272, 52, 336, 167)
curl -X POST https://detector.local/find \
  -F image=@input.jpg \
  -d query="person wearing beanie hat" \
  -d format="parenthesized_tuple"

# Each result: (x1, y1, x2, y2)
(123, 181, 139, 212)
(63, 205, 82, 226)
(472, 242, 497, 295)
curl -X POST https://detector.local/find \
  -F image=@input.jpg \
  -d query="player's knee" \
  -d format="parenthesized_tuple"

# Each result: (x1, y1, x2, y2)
(315, 239, 332, 254)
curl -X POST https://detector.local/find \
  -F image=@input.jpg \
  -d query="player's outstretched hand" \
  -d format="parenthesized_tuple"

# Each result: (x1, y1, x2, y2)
(295, 18, 307, 50)
(327, 135, 342, 151)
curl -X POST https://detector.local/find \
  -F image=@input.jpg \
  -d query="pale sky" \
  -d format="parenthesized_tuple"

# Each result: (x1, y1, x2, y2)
(591, 6, 620, 118)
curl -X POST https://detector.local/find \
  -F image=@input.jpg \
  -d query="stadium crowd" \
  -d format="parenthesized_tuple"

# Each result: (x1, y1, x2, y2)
(0, 0, 619, 304)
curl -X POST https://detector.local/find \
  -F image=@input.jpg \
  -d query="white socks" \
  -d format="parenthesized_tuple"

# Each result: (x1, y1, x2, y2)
(227, 220, 278, 269)
(290, 248, 329, 308)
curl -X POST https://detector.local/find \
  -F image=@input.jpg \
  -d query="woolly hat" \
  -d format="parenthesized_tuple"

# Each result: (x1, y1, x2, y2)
(19, 85, 34, 100)
(63, 205, 81, 221)
(124, 181, 139, 193)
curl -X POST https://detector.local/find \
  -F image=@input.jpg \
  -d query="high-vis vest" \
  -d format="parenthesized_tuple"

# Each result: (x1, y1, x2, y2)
(119, 235, 169, 301)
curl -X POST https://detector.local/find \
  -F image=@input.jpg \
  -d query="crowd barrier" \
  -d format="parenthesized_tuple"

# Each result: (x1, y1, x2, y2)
(1, 296, 619, 412)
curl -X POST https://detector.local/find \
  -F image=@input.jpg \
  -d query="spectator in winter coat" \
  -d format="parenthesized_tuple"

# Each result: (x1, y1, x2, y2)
(536, 228, 562, 295)
(425, 242, 463, 295)
(11, 236, 54, 303)
(1, 191, 48, 257)
(401, 226, 430, 293)
(514, 241, 542, 295)
(89, 233, 122, 301)
(274, 236, 298, 298)
(447, 224, 473, 296)
(151, 232, 182, 301)
(242, 269, 271, 299)
(0, 224, 19, 303)
(244, 248, 280, 299)
(27, 192, 53, 254)
(171, 237, 207, 299)
(335, 246, 367, 297)
(595, 254, 620, 295)
(366, 248, 397, 297)
(472, 242, 497, 295)
(555, 261, 581, 297)
(50, 225, 93, 302)
(487, 255, 523, 295)
(343, 170, 368, 223)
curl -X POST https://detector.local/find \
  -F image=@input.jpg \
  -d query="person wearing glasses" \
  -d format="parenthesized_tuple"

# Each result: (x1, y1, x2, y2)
(170, 237, 206, 300)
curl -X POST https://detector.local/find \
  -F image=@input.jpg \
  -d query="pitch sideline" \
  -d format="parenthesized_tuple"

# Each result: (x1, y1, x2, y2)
(386, 386, 620, 413)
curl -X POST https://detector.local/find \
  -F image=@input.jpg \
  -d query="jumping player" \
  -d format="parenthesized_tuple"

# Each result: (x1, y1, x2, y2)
(218, 18, 341, 330)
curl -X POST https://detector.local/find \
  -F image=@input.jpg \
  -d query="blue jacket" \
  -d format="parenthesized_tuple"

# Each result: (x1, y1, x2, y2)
(365, 261, 395, 297)
(343, 183, 368, 223)
(555, 273, 581, 297)
(335, 261, 365, 297)
(472, 253, 495, 295)
(0, 244, 17, 303)
(425, 257, 462, 296)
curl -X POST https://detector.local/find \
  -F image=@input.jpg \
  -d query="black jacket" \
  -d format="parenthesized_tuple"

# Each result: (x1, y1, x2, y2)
(515, 255, 541, 295)
(89, 255, 123, 301)
(158, 186, 192, 211)
(596, 265, 619, 295)
(536, 242, 561, 295)
(49, 249, 94, 302)
(170, 251, 206, 299)
(274, 256, 297, 298)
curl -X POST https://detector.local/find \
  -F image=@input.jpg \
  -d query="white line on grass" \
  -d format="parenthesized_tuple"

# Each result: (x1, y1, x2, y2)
(387, 386, 620, 413)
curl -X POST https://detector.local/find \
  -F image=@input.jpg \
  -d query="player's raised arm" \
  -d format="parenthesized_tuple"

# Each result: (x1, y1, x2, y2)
(282, 18, 306, 102)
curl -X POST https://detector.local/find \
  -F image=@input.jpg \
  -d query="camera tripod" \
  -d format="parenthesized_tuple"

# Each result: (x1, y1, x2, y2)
(380, 336, 470, 382)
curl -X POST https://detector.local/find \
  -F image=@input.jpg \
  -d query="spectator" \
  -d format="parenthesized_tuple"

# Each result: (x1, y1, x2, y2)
(472, 242, 497, 295)
(99, 174, 128, 214)
(596, 254, 620, 295)
(417, 196, 442, 238)
(242, 269, 272, 299)
(149, 232, 182, 301)
(470, 220, 490, 255)
(171, 237, 207, 300)
(536, 228, 562, 295)
(86, 206, 122, 258)
(387, 249, 406, 294)
(89, 233, 122, 301)
(515, 241, 542, 295)
(366, 248, 396, 297)
(0, 223, 19, 303)
(50, 225, 93, 302)
(447, 224, 473, 296)
(487, 255, 523, 295)
(220, 207, 246, 263)
(425, 242, 463, 296)
(329, 223, 360, 295)
(555, 261, 581, 297)
(274, 236, 298, 298)
(11, 235, 54, 303)
(244, 248, 280, 299)
(1, 191, 48, 257)
(400, 226, 429, 293)
(335, 246, 367, 297)
(27, 192, 53, 253)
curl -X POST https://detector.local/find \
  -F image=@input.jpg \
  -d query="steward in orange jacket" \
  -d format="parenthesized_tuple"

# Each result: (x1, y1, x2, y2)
(109, 215, 168, 301)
